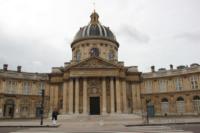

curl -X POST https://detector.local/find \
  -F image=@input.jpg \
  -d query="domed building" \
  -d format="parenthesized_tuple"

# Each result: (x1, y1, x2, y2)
(49, 11, 142, 115)
(0, 11, 200, 119)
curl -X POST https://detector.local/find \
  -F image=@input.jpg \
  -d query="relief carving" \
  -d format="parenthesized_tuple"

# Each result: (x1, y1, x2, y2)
(88, 79, 102, 95)
(75, 58, 116, 68)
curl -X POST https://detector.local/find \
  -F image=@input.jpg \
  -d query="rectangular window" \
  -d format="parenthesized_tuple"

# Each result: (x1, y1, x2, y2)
(190, 76, 199, 90)
(175, 78, 183, 91)
(159, 80, 167, 92)
(38, 82, 45, 95)
(145, 80, 152, 93)
(6, 80, 17, 94)
(23, 81, 31, 95)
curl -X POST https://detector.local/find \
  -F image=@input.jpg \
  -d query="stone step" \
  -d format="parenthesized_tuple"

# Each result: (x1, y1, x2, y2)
(58, 114, 142, 121)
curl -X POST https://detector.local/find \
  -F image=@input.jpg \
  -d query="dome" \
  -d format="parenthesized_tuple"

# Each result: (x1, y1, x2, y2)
(73, 11, 117, 43)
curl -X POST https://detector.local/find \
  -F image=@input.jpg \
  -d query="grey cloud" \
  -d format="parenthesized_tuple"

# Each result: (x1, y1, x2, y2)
(0, 30, 66, 72)
(116, 24, 150, 44)
(174, 31, 200, 42)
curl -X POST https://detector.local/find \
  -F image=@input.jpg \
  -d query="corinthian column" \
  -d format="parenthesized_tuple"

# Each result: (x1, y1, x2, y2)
(68, 79, 74, 114)
(110, 78, 115, 113)
(75, 78, 79, 114)
(83, 78, 88, 114)
(102, 78, 107, 114)
(116, 78, 121, 113)
(63, 82, 68, 114)
(122, 80, 128, 113)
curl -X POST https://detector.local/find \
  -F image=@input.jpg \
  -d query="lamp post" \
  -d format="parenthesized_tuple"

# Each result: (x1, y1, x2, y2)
(146, 99, 151, 124)
(40, 89, 45, 126)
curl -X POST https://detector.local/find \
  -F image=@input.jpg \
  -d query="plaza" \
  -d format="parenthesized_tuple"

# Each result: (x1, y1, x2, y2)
(1, 116, 200, 133)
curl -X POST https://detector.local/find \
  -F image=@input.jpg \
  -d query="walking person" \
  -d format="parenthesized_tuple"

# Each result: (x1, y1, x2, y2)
(52, 108, 59, 126)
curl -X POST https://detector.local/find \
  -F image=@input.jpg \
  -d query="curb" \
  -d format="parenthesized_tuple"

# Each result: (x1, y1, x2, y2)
(126, 122, 200, 127)
(0, 124, 61, 128)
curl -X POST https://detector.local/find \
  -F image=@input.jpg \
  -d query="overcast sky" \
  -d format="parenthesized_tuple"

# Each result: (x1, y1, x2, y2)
(0, 0, 199, 73)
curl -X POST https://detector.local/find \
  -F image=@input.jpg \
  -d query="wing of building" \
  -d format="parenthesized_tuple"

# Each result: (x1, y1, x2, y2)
(0, 11, 200, 118)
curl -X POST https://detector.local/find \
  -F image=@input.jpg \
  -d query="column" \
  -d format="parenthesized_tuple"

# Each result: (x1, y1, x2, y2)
(83, 78, 88, 114)
(131, 84, 136, 113)
(68, 79, 74, 114)
(63, 82, 68, 114)
(116, 78, 121, 113)
(122, 80, 128, 113)
(0, 98, 3, 117)
(54, 86, 59, 109)
(75, 78, 79, 114)
(110, 78, 115, 113)
(102, 78, 107, 114)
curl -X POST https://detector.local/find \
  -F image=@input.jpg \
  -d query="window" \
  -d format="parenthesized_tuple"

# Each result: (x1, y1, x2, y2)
(159, 80, 167, 92)
(145, 80, 152, 93)
(23, 81, 32, 95)
(6, 80, 17, 94)
(176, 96, 185, 114)
(161, 98, 169, 114)
(108, 50, 115, 60)
(193, 96, 200, 113)
(175, 78, 183, 91)
(75, 50, 81, 62)
(38, 82, 45, 95)
(190, 75, 199, 90)
(90, 48, 99, 57)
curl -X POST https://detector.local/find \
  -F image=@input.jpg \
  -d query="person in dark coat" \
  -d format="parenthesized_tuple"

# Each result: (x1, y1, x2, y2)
(52, 109, 59, 125)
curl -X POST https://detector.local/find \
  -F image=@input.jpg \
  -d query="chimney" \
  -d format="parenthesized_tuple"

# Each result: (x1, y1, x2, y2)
(170, 64, 173, 70)
(3, 64, 8, 71)
(17, 66, 22, 72)
(151, 66, 155, 72)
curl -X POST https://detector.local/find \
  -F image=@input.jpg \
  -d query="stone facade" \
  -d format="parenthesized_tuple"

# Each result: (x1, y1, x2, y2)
(0, 11, 199, 118)
(141, 64, 200, 116)
(0, 66, 49, 118)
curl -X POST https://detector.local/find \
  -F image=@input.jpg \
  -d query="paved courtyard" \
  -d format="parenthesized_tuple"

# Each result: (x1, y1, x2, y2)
(1, 116, 200, 133)
(1, 124, 195, 133)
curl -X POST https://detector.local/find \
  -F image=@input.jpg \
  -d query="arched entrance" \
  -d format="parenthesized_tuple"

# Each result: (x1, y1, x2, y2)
(3, 99, 15, 118)
(161, 98, 169, 115)
(193, 96, 200, 113)
(176, 96, 185, 114)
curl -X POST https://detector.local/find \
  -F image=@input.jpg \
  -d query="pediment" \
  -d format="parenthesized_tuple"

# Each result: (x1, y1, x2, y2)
(71, 57, 119, 69)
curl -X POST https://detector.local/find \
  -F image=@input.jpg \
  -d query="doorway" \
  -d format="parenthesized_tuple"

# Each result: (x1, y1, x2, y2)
(90, 97, 100, 115)
(3, 99, 15, 118)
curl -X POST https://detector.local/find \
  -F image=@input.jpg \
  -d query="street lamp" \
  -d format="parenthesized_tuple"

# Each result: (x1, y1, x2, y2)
(146, 98, 151, 124)
(40, 89, 45, 126)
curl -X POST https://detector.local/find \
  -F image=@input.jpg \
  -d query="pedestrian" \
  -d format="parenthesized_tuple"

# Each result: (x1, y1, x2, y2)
(52, 108, 59, 125)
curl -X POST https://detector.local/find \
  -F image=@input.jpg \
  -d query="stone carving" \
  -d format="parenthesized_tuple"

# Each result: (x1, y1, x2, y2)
(74, 58, 116, 68)
(88, 79, 101, 95)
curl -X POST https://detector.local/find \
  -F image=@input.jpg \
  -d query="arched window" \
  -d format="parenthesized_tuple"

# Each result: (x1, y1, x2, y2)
(161, 98, 169, 114)
(176, 96, 185, 114)
(75, 50, 81, 62)
(193, 96, 200, 113)
(177, 97, 184, 101)
(90, 48, 99, 57)
(108, 50, 115, 60)
(161, 98, 168, 102)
